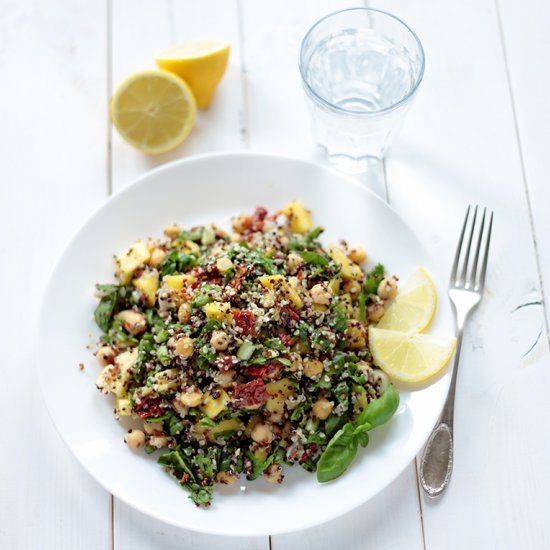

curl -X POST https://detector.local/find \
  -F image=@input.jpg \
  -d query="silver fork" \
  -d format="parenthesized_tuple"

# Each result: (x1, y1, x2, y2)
(419, 205, 494, 497)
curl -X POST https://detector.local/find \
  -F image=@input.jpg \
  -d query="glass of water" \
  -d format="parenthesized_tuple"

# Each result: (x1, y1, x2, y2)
(299, 8, 425, 173)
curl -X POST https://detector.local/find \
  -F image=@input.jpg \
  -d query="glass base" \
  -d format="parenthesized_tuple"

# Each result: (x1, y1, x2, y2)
(320, 147, 383, 175)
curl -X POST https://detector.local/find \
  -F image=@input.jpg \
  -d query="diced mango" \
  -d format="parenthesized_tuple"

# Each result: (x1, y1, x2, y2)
(163, 274, 195, 291)
(181, 240, 200, 254)
(259, 275, 302, 309)
(328, 277, 341, 295)
(96, 348, 137, 397)
(329, 246, 363, 280)
(282, 201, 313, 234)
(346, 321, 367, 350)
(115, 240, 151, 284)
(265, 378, 296, 416)
(200, 389, 230, 419)
(254, 447, 269, 462)
(151, 368, 181, 393)
(115, 397, 132, 417)
(212, 418, 243, 437)
(133, 271, 159, 306)
(203, 302, 233, 324)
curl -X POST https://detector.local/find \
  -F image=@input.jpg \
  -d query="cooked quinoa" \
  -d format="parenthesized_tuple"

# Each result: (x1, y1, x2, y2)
(93, 201, 399, 506)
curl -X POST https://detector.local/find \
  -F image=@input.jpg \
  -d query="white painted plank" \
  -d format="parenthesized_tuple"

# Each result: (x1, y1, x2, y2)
(110, 0, 246, 190)
(497, 0, 550, 330)
(240, 1, 424, 548)
(374, 1, 550, 548)
(110, 1, 267, 548)
(0, 0, 111, 548)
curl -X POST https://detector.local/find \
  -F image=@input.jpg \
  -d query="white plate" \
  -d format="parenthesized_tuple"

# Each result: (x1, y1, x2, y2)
(37, 152, 453, 536)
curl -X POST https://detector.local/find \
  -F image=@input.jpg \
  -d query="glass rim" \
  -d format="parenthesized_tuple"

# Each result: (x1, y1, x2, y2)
(299, 7, 426, 117)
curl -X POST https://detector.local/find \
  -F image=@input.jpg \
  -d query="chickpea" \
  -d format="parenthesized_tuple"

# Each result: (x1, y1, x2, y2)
(310, 283, 333, 305)
(286, 252, 304, 274)
(177, 302, 191, 324)
(348, 244, 366, 264)
(288, 276, 300, 291)
(149, 248, 166, 268)
(143, 421, 163, 435)
(169, 335, 194, 358)
(214, 369, 236, 388)
(216, 256, 234, 273)
(180, 386, 204, 407)
(117, 310, 147, 336)
(230, 232, 242, 243)
(303, 358, 324, 378)
(263, 464, 283, 484)
(211, 330, 230, 351)
(372, 369, 390, 393)
(367, 301, 385, 323)
(312, 398, 334, 420)
(343, 279, 362, 299)
(146, 239, 159, 252)
(163, 223, 181, 239)
(216, 472, 238, 485)
(377, 276, 398, 300)
(95, 346, 115, 366)
(288, 352, 302, 372)
(251, 422, 273, 445)
(125, 429, 145, 449)
(232, 214, 252, 233)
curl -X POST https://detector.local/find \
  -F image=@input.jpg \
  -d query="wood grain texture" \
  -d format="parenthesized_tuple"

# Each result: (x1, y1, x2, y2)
(0, 0, 111, 548)
(496, 0, 550, 332)
(374, 1, 550, 548)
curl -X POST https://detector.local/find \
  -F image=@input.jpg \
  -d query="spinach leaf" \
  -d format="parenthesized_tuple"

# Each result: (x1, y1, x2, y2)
(333, 381, 349, 412)
(160, 250, 198, 277)
(328, 308, 348, 333)
(187, 485, 213, 507)
(190, 284, 221, 308)
(158, 449, 195, 481)
(164, 412, 184, 436)
(299, 251, 329, 267)
(177, 229, 202, 242)
(94, 284, 119, 332)
(316, 424, 358, 483)
(247, 248, 276, 275)
(155, 344, 171, 367)
(356, 384, 400, 428)
(306, 226, 324, 242)
(264, 338, 287, 352)
(245, 451, 275, 481)
(364, 263, 385, 295)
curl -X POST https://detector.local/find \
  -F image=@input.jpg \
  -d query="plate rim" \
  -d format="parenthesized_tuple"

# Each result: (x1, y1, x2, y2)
(36, 151, 451, 536)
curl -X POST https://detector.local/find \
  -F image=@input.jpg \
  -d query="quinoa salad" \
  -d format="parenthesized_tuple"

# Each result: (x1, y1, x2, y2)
(93, 201, 400, 507)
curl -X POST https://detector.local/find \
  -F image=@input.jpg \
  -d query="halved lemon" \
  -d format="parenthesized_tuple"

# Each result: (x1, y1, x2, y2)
(369, 327, 456, 383)
(155, 40, 230, 109)
(376, 267, 437, 333)
(110, 70, 196, 155)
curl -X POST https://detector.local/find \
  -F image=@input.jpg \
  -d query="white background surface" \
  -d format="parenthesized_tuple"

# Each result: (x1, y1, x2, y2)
(1, 0, 548, 549)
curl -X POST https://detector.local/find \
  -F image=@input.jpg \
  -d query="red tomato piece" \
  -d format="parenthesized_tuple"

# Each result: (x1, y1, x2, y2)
(231, 379, 269, 409)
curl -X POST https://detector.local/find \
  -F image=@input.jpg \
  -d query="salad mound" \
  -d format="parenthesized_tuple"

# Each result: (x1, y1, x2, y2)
(93, 201, 400, 506)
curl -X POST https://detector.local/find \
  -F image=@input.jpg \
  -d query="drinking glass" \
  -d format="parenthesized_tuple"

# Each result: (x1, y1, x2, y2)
(299, 8, 425, 174)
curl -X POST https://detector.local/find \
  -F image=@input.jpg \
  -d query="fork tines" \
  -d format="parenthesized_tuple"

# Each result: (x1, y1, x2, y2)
(450, 205, 494, 291)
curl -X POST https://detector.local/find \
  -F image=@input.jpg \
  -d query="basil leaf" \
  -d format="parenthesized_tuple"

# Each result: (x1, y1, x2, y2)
(356, 385, 400, 428)
(356, 431, 369, 448)
(316, 424, 358, 483)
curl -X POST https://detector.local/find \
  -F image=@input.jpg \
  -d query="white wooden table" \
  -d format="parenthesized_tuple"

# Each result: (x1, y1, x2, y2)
(2, 0, 549, 548)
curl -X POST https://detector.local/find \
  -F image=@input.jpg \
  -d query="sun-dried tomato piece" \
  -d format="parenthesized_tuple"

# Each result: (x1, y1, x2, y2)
(233, 309, 256, 335)
(278, 332, 294, 347)
(216, 353, 234, 372)
(231, 379, 269, 409)
(243, 360, 283, 380)
(251, 206, 269, 231)
(134, 396, 164, 419)
(281, 305, 300, 324)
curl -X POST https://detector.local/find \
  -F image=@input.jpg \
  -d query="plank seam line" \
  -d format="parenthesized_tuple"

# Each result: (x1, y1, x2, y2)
(494, 0, 550, 339)
(236, 0, 250, 149)
(106, 0, 113, 197)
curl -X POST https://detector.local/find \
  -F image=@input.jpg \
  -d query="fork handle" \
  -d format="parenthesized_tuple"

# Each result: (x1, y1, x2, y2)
(419, 327, 464, 497)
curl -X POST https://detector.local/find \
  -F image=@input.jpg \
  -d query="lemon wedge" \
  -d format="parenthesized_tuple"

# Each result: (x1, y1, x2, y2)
(376, 267, 437, 333)
(369, 327, 456, 383)
(110, 69, 196, 155)
(155, 40, 230, 109)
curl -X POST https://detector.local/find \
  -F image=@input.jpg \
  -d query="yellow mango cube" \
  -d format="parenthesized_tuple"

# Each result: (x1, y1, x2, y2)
(133, 271, 159, 306)
(151, 368, 181, 393)
(162, 273, 195, 291)
(96, 348, 137, 398)
(282, 201, 313, 234)
(203, 302, 233, 324)
(212, 418, 243, 437)
(259, 275, 302, 309)
(265, 378, 296, 415)
(200, 389, 230, 419)
(115, 397, 132, 417)
(115, 240, 151, 284)
(329, 246, 363, 280)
